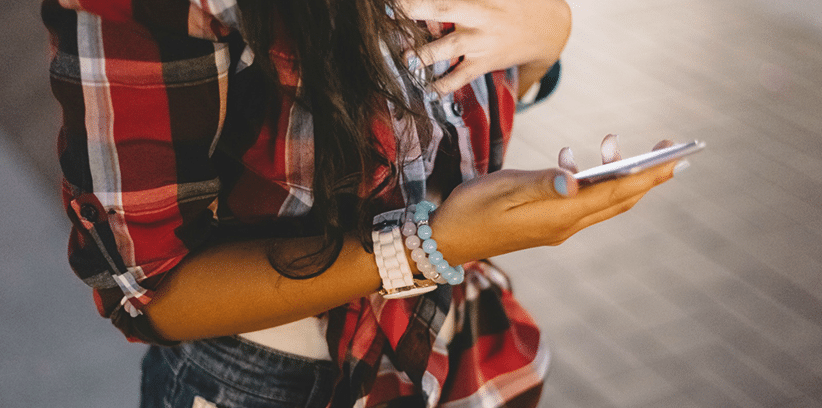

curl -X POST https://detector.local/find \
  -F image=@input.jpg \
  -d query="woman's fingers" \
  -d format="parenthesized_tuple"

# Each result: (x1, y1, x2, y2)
(600, 134, 622, 163)
(653, 139, 675, 151)
(651, 139, 691, 176)
(510, 173, 651, 247)
(404, 29, 479, 95)
(435, 157, 674, 259)
(406, 28, 489, 94)
(558, 147, 579, 173)
(395, 0, 483, 24)
(518, 168, 578, 201)
(497, 168, 579, 201)
(510, 142, 676, 217)
(407, 30, 468, 70)
(533, 168, 667, 246)
(397, 0, 571, 99)
(569, 163, 673, 215)
(563, 137, 673, 176)
(429, 59, 484, 96)
(447, 168, 577, 210)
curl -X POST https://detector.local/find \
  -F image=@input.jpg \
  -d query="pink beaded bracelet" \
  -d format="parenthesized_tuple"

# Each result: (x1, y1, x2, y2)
(401, 201, 464, 285)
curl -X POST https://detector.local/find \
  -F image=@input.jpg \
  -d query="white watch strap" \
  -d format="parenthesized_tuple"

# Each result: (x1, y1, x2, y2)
(373, 227, 414, 291)
(373, 210, 437, 299)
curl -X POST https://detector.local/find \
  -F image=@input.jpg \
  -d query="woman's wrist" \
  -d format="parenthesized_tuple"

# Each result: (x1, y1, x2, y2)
(371, 203, 466, 298)
(425, 209, 472, 267)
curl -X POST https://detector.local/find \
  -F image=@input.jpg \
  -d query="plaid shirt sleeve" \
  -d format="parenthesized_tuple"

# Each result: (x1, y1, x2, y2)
(43, 0, 238, 343)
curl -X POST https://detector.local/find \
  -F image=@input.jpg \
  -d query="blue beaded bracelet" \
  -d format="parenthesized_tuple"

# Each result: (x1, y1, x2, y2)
(401, 200, 464, 285)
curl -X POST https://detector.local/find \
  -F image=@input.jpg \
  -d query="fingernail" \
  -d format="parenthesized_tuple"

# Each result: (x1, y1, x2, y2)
(601, 134, 621, 162)
(653, 139, 674, 151)
(673, 159, 690, 177)
(559, 147, 574, 163)
(385, 4, 395, 18)
(407, 55, 421, 71)
(554, 174, 569, 197)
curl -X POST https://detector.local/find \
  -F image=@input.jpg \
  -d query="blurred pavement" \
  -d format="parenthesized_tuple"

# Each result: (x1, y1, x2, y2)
(0, 2, 146, 408)
(502, 0, 822, 406)
(1, 0, 821, 407)
(0, 133, 145, 407)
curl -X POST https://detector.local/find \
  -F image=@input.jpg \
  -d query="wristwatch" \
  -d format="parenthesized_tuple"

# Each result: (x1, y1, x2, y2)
(372, 209, 438, 299)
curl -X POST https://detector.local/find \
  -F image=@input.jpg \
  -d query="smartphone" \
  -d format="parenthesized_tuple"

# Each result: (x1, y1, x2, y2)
(573, 140, 706, 186)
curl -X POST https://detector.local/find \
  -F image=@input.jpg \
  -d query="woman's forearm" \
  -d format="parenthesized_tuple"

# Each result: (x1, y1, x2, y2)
(144, 235, 383, 341)
(144, 144, 677, 342)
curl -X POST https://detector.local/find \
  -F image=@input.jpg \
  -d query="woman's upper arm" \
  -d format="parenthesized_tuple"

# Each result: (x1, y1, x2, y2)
(44, 0, 234, 343)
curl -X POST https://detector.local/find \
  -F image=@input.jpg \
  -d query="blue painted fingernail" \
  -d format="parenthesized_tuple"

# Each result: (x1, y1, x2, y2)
(554, 175, 569, 197)
(385, 4, 395, 18)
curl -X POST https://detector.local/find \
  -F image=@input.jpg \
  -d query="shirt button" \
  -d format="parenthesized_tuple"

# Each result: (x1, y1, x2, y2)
(80, 203, 99, 222)
(451, 102, 463, 116)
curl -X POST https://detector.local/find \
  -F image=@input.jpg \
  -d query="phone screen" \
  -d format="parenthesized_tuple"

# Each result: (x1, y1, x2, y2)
(573, 140, 705, 186)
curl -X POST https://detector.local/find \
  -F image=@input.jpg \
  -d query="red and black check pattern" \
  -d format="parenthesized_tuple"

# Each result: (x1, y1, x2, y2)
(45, 0, 550, 406)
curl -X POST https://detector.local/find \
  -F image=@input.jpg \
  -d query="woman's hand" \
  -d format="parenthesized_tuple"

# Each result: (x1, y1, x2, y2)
(431, 136, 679, 265)
(397, 0, 572, 95)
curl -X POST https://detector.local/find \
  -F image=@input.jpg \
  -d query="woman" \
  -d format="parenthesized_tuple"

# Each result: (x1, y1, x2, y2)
(44, 0, 676, 406)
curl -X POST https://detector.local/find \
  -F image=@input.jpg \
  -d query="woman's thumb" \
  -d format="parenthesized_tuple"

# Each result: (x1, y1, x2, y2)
(514, 168, 578, 202)
(551, 168, 579, 198)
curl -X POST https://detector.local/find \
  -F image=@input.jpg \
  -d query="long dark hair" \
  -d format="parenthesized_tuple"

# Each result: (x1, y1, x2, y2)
(236, 0, 429, 278)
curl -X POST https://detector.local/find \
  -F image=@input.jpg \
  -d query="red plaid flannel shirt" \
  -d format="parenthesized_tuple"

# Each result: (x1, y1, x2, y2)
(44, 0, 552, 405)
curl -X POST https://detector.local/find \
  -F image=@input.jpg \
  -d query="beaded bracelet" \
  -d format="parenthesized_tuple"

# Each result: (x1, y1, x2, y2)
(373, 209, 437, 299)
(401, 201, 464, 285)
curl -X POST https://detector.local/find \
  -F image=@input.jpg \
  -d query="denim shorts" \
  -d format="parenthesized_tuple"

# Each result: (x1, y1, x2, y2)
(140, 336, 337, 408)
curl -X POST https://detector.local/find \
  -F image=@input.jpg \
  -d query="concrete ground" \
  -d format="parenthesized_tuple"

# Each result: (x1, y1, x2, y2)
(1, 0, 821, 407)
(502, 0, 822, 406)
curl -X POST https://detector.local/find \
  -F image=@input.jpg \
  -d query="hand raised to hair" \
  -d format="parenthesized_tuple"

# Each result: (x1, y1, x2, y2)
(397, 0, 572, 95)
(429, 136, 678, 265)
